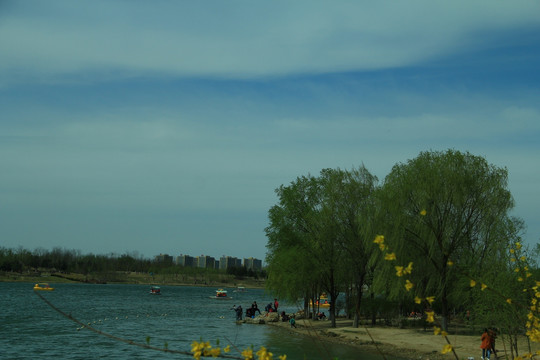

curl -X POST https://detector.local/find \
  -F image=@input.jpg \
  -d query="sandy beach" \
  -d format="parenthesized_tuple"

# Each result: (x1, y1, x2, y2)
(267, 318, 539, 360)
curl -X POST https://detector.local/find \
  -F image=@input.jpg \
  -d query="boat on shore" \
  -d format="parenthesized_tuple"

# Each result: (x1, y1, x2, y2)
(209, 289, 232, 300)
(310, 293, 330, 308)
(150, 286, 161, 295)
(33, 283, 54, 291)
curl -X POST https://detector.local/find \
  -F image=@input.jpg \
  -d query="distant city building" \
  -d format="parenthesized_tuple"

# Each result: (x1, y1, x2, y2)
(196, 255, 215, 269)
(243, 257, 262, 271)
(176, 254, 195, 267)
(154, 254, 173, 264)
(219, 256, 241, 270)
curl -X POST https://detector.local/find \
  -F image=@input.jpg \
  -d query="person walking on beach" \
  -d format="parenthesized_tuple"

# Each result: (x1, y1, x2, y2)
(289, 316, 296, 328)
(481, 328, 492, 360)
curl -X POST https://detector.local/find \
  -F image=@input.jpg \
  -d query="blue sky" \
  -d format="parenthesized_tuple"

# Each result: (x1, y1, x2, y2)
(1, 1, 539, 262)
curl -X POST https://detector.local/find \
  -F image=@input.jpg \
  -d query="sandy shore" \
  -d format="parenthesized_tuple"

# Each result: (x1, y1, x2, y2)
(267, 318, 539, 360)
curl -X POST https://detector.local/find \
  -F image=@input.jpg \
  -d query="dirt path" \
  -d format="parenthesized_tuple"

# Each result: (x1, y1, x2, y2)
(268, 319, 538, 360)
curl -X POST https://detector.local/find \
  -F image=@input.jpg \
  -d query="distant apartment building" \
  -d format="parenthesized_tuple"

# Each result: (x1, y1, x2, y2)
(196, 255, 215, 269)
(243, 257, 262, 271)
(154, 254, 173, 264)
(176, 254, 195, 267)
(219, 256, 242, 270)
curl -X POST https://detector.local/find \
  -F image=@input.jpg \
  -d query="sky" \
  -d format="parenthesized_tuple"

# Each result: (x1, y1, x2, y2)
(1, 1, 539, 263)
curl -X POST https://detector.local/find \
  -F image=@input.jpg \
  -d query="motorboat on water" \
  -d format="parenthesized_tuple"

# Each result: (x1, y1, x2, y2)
(150, 286, 161, 295)
(209, 289, 232, 299)
(33, 283, 55, 291)
(233, 286, 246, 293)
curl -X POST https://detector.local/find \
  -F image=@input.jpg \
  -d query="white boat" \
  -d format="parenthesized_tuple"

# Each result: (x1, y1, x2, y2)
(233, 286, 246, 293)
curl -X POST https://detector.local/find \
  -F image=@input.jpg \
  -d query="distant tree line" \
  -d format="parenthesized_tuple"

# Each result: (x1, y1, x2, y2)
(265, 149, 539, 353)
(0, 246, 266, 280)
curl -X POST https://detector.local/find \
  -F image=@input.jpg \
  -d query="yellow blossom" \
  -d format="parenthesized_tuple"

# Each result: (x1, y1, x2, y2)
(516, 242, 522, 249)
(395, 266, 404, 277)
(426, 296, 435, 304)
(441, 344, 453, 354)
(385, 253, 396, 261)
(470, 279, 476, 287)
(527, 272, 533, 278)
(447, 260, 454, 266)
(373, 235, 384, 244)
(209, 348, 221, 357)
(510, 249, 515, 254)
(279, 356, 287, 360)
(426, 311, 435, 323)
(379, 243, 387, 251)
(241, 348, 254, 359)
(507, 298, 512, 304)
(515, 268, 520, 273)
(404, 262, 413, 274)
(518, 277, 524, 282)
(433, 326, 441, 335)
(511, 258, 516, 262)
(414, 296, 422, 304)
(420, 209, 427, 216)
(441, 331, 448, 337)
(224, 345, 231, 353)
(481, 283, 488, 291)
(405, 279, 414, 291)
(520, 256, 527, 261)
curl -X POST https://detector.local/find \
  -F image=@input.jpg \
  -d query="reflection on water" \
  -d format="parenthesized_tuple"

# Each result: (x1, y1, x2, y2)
(2, 282, 400, 359)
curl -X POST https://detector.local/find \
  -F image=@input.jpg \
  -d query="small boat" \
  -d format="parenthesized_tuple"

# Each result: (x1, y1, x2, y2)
(150, 286, 161, 295)
(33, 283, 55, 291)
(209, 289, 232, 300)
(233, 286, 247, 293)
(310, 293, 330, 308)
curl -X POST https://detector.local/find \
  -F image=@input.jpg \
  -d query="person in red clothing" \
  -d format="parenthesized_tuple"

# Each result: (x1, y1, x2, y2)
(480, 328, 492, 360)
(273, 298, 279, 312)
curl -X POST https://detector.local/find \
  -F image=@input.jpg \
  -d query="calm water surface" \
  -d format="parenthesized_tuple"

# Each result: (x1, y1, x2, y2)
(1, 282, 397, 359)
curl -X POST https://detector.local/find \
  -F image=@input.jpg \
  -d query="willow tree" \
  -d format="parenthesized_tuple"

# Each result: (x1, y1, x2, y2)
(379, 149, 516, 330)
(320, 166, 379, 327)
(265, 171, 349, 327)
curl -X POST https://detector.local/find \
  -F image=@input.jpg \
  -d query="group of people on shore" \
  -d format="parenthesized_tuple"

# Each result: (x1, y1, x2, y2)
(231, 298, 298, 328)
(480, 328, 498, 360)
(231, 298, 279, 321)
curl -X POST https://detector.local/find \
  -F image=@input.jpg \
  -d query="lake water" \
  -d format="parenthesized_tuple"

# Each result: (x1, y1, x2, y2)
(1, 282, 398, 359)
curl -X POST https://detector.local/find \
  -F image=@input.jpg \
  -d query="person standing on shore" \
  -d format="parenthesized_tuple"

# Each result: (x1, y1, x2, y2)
(274, 298, 279, 312)
(481, 328, 492, 360)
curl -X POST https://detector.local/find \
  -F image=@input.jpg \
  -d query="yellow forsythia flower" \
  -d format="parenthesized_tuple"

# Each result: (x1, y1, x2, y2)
(441, 344, 453, 354)
(433, 326, 441, 335)
(426, 296, 435, 304)
(527, 272, 532, 278)
(447, 260, 454, 266)
(209, 348, 221, 357)
(426, 311, 435, 323)
(373, 235, 384, 244)
(510, 249, 515, 254)
(507, 298, 512, 304)
(241, 348, 253, 359)
(379, 243, 387, 251)
(385, 253, 396, 261)
(279, 356, 287, 360)
(518, 277, 523, 282)
(395, 266, 404, 277)
(520, 256, 527, 261)
(481, 283, 488, 291)
(441, 331, 448, 337)
(404, 262, 413, 274)
(516, 242, 522, 249)
(470, 279, 476, 287)
(405, 279, 414, 291)
(420, 209, 427, 216)
(224, 345, 231, 353)
(414, 296, 422, 304)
